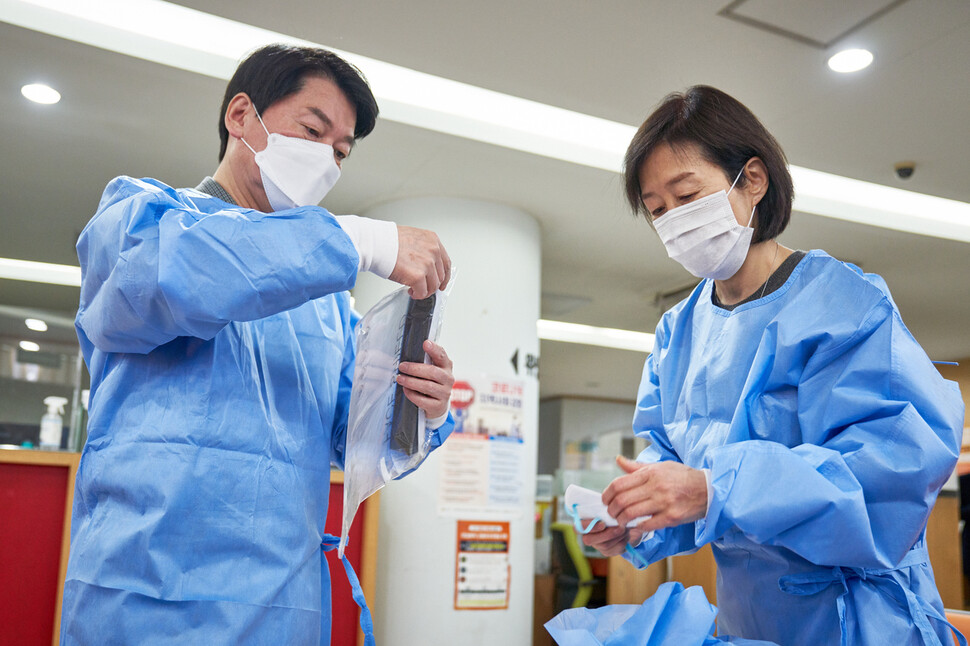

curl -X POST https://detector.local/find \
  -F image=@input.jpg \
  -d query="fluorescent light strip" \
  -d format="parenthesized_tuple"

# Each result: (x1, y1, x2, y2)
(0, 258, 659, 355)
(0, 0, 632, 170)
(2, 0, 970, 243)
(0, 257, 81, 286)
(538, 319, 654, 353)
(790, 167, 970, 242)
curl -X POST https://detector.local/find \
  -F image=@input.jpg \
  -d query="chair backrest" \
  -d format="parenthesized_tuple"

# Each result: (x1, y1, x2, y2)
(946, 609, 970, 645)
(550, 523, 594, 583)
(549, 522, 596, 611)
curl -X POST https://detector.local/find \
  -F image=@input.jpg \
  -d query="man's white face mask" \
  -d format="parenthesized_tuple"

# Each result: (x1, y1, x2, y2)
(241, 105, 342, 212)
(652, 167, 756, 281)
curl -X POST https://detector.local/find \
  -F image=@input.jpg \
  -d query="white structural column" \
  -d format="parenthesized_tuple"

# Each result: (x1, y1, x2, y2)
(353, 197, 541, 646)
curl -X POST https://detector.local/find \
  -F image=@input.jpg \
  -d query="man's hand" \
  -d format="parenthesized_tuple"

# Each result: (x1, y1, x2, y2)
(396, 340, 455, 419)
(603, 456, 708, 544)
(389, 226, 451, 299)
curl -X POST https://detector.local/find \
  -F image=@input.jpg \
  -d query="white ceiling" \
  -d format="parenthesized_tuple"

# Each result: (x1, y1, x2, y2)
(2, 0, 969, 402)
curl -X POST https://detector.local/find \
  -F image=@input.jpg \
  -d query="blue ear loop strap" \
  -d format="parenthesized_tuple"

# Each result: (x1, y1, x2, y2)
(568, 503, 603, 535)
(566, 503, 651, 568)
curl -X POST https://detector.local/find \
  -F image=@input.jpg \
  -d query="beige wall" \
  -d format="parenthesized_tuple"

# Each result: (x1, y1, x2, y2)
(938, 359, 970, 430)
(934, 358, 970, 609)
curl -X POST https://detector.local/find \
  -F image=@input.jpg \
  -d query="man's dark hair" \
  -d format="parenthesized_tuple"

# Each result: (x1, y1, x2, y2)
(623, 85, 794, 243)
(218, 44, 379, 161)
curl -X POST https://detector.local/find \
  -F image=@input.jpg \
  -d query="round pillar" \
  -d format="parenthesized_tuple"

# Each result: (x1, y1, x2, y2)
(353, 197, 541, 646)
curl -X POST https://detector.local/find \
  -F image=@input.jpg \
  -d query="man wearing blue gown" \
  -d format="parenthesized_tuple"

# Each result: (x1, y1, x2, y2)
(61, 45, 456, 645)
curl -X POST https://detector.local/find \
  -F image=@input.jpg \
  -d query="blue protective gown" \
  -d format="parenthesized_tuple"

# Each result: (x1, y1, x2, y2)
(627, 250, 964, 646)
(61, 176, 453, 645)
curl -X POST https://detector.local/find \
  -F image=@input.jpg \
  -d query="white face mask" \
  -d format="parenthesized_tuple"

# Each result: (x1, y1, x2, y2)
(241, 107, 342, 212)
(652, 168, 756, 280)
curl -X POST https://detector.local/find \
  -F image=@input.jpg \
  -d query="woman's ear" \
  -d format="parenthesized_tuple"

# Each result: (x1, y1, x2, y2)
(223, 92, 253, 140)
(742, 157, 770, 206)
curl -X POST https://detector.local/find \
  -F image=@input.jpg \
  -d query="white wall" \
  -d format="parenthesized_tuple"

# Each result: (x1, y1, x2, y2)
(354, 197, 541, 646)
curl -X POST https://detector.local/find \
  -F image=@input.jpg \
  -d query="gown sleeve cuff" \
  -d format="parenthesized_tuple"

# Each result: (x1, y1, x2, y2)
(694, 457, 734, 546)
(426, 411, 449, 430)
(702, 467, 714, 515)
(429, 412, 455, 448)
(335, 215, 399, 280)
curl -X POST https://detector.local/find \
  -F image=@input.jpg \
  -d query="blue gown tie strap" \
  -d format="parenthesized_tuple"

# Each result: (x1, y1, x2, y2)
(778, 544, 966, 646)
(321, 534, 376, 646)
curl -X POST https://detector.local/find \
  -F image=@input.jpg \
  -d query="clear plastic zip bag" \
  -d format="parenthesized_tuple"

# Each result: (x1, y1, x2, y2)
(338, 280, 453, 557)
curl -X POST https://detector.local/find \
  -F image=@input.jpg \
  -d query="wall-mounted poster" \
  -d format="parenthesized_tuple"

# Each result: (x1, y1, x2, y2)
(454, 520, 511, 610)
(438, 376, 525, 518)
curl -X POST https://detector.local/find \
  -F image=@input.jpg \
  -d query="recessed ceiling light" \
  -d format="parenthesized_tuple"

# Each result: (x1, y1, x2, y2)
(25, 318, 48, 332)
(827, 48, 873, 73)
(21, 83, 61, 104)
(19, 340, 41, 352)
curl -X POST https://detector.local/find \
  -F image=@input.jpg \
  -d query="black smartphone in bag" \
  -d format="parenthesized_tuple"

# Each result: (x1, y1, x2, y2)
(389, 294, 436, 455)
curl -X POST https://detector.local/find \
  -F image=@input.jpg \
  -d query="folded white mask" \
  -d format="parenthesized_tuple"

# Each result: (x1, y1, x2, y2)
(241, 107, 341, 211)
(653, 168, 755, 280)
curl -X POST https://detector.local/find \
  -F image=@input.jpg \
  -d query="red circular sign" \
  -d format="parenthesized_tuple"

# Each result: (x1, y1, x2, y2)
(450, 381, 475, 409)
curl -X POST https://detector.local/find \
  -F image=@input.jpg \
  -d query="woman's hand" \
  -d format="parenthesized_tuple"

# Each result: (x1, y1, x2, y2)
(396, 340, 455, 419)
(579, 521, 631, 557)
(603, 456, 708, 544)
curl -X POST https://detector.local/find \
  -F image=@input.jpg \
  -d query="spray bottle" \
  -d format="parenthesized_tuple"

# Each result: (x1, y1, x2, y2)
(40, 396, 68, 450)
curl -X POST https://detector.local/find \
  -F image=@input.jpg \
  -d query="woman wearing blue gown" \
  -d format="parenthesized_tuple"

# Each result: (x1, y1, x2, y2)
(581, 85, 965, 645)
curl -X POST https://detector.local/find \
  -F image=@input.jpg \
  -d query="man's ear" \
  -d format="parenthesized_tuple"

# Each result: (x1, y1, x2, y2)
(223, 92, 253, 140)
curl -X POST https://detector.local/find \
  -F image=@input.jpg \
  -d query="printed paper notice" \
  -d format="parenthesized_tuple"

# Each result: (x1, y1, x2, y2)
(454, 520, 510, 610)
(438, 377, 524, 518)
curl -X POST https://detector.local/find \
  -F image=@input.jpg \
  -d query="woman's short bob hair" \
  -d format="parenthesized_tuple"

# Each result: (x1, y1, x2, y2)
(623, 85, 793, 244)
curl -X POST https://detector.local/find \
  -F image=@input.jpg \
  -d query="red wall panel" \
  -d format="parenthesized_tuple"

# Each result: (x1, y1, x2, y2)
(324, 482, 367, 646)
(0, 462, 69, 646)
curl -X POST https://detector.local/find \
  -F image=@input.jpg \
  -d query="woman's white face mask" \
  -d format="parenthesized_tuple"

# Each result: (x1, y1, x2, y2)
(241, 106, 341, 212)
(652, 168, 756, 281)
